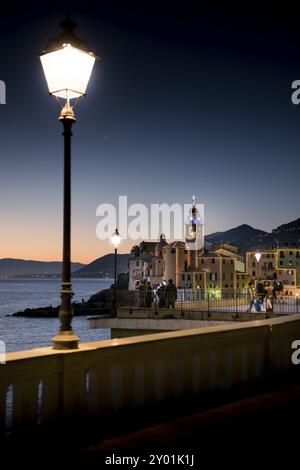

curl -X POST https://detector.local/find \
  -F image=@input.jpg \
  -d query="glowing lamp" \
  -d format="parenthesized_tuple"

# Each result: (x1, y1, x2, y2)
(255, 252, 262, 263)
(111, 229, 121, 249)
(39, 18, 97, 101)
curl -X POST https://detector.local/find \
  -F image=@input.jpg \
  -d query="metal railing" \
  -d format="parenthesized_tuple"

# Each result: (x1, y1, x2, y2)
(127, 288, 300, 315)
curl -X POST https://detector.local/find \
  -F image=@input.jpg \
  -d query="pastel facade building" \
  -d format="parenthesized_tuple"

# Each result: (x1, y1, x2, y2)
(128, 235, 167, 290)
(129, 237, 248, 295)
(163, 241, 186, 286)
(246, 247, 300, 294)
(246, 250, 277, 282)
(277, 248, 300, 287)
(180, 244, 247, 294)
(277, 268, 297, 295)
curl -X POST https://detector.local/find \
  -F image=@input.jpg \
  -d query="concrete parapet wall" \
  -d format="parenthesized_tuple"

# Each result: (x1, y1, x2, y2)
(0, 315, 299, 435)
(88, 316, 231, 331)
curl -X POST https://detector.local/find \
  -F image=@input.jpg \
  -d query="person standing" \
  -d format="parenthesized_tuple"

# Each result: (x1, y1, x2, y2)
(145, 281, 153, 308)
(157, 280, 167, 308)
(166, 279, 177, 309)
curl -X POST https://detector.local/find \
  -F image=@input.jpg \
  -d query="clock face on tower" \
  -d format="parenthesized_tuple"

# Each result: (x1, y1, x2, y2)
(186, 225, 197, 241)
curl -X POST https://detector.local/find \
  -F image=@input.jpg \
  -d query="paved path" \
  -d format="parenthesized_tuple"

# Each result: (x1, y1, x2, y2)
(80, 382, 300, 465)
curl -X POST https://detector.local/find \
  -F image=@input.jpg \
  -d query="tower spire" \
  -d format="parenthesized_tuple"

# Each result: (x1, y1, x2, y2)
(192, 195, 197, 219)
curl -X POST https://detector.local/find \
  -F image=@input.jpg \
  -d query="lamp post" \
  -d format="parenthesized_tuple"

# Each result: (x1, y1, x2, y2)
(111, 229, 121, 315)
(39, 18, 97, 349)
(255, 252, 262, 293)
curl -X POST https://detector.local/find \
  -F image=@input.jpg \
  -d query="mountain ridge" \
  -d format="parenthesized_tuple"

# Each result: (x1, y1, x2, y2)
(73, 253, 131, 278)
(1, 218, 299, 276)
(205, 224, 267, 248)
(0, 259, 85, 276)
(205, 218, 300, 251)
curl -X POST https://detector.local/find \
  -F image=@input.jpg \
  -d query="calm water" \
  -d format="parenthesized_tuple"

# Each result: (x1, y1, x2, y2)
(0, 278, 112, 352)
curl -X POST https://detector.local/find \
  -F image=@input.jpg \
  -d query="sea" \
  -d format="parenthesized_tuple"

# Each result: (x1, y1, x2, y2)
(0, 278, 112, 352)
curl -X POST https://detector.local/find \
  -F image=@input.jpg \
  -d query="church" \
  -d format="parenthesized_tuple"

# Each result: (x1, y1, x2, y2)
(128, 197, 249, 295)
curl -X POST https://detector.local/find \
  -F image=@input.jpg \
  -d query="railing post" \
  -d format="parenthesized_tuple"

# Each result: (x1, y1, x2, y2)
(207, 292, 210, 317)
(62, 356, 87, 423)
(181, 289, 183, 315)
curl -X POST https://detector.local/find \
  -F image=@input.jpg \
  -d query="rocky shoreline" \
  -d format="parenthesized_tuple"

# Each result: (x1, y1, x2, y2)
(10, 288, 135, 318)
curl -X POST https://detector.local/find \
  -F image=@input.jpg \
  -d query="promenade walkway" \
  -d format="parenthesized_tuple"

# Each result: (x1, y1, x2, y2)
(79, 380, 300, 465)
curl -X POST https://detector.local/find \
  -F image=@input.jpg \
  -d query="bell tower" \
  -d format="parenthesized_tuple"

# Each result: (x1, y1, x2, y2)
(185, 195, 203, 269)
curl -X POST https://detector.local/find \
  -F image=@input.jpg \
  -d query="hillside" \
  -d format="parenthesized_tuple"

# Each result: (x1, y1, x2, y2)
(73, 253, 130, 278)
(0, 259, 85, 276)
(205, 218, 300, 251)
(255, 218, 300, 249)
(272, 218, 300, 234)
(205, 224, 267, 250)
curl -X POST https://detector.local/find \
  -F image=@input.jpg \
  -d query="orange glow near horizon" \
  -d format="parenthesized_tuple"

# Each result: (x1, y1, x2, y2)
(0, 208, 138, 264)
(0, 231, 135, 264)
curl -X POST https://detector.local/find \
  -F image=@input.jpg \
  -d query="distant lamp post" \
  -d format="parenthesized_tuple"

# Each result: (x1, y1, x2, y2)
(111, 229, 121, 315)
(196, 284, 200, 301)
(255, 252, 262, 292)
(39, 18, 97, 349)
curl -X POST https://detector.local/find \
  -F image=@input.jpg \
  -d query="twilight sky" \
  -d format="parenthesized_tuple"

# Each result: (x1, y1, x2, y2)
(0, 1, 299, 263)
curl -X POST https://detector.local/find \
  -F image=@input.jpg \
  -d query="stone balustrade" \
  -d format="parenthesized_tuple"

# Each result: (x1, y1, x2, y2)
(0, 314, 299, 435)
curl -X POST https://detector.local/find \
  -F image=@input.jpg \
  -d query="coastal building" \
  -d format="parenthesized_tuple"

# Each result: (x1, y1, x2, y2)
(128, 199, 300, 297)
(246, 247, 300, 295)
(128, 196, 204, 290)
(128, 196, 250, 295)
(277, 269, 297, 295)
(163, 240, 186, 286)
(128, 235, 167, 290)
(277, 248, 300, 287)
(179, 244, 247, 294)
(129, 238, 248, 295)
(236, 272, 251, 290)
(246, 250, 277, 282)
(129, 239, 300, 296)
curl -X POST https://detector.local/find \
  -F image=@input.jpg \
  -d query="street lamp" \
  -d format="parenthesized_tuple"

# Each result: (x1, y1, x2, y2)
(39, 18, 97, 349)
(111, 229, 121, 315)
(255, 252, 261, 293)
(255, 252, 262, 263)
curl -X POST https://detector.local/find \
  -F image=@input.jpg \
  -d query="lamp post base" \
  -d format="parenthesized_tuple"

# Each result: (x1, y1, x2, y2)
(52, 331, 80, 350)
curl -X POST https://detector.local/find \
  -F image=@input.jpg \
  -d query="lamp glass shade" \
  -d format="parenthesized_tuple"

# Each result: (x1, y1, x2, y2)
(40, 44, 95, 99)
(111, 230, 121, 249)
(255, 252, 262, 262)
